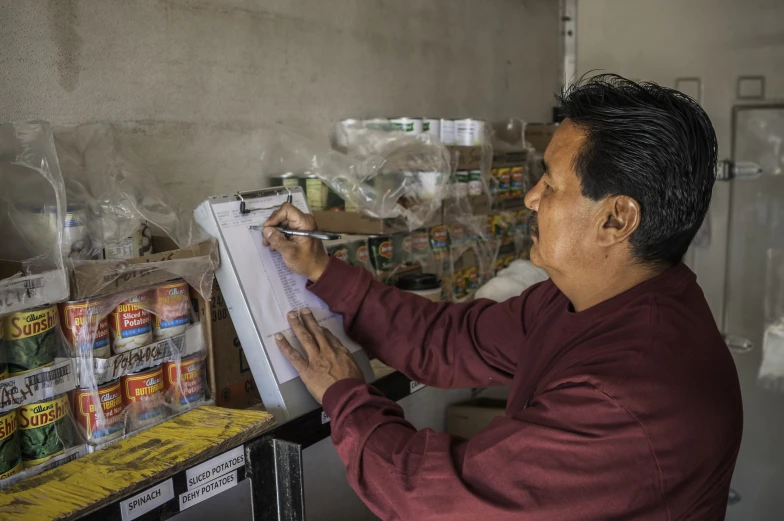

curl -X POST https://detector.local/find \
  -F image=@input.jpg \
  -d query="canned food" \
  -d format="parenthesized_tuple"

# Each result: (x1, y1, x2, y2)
(59, 299, 111, 358)
(63, 206, 91, 259)
(450, 224, 467, 248)
(455, 119, 485, 146)
(465, 267, 479, 293)
(122, 365, 166, 428)
(390, 117, 423, 135)
(455, 171, 470, 199)
(423, 118, 441, 140)
(453, 271, 466, 299)
(392, 233, 413, 266)
(268, 172, 300, 190)
(303, 175, 327, 211)
(489, 168, 499, 196)
(72, 379, 125, 444)
(347, 240, 372, 270)
(440, 119, 456, 145)
(510, 166, 524, 198)
(0, 410, 22, 479)
(468, 170, 483, 196)
(497, 168, 511, 197)
(152, 280, 191, 340)
(327, 243, 350, 263)
(364, 118, 392, 131)
(17, 394, 72, 468)
(368, 236, 395, 272)
(0, 320, 6, 380)
(103, 221, 151, 260)
(412, 229, 430, 260)
(111, 294, 152, 354)
(4, 305, 59, 375)
(164, 355, 205, 409)
(429, 226, 449, 258)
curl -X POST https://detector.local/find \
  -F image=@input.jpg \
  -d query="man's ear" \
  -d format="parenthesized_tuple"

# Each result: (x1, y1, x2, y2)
(597, 195, 641, 247)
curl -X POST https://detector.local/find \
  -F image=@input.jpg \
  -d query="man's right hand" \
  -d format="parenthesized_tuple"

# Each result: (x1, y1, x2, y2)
(263, 203, 330, 281)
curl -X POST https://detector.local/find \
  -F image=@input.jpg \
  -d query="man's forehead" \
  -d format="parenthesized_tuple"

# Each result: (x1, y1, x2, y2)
(543, 119, 585, 175)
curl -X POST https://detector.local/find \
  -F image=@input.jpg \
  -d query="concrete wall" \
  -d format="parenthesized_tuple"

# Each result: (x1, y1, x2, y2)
(577, 1, 784, 519)
(0, 0, 560, 210)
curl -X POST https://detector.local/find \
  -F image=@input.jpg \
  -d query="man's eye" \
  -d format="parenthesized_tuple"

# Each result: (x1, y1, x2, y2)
(542, 182, 552, 192)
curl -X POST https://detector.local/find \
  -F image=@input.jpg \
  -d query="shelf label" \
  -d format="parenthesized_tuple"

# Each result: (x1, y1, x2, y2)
(321, 411, 330, 424)
(179, 470, 239, 511)
(185, 445, 244, 490)
(410, 381, 425, 393)
(120, 479, 174, 521)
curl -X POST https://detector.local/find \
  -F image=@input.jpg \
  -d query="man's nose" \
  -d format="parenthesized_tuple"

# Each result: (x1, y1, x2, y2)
(524, 180, 542, 212)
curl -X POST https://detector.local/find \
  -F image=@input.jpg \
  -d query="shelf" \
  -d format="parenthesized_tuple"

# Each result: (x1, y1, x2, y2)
(0, 370, 427, 521)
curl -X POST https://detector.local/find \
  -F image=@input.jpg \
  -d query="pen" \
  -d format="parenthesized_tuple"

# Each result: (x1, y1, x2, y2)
(248, 225, 341, 241)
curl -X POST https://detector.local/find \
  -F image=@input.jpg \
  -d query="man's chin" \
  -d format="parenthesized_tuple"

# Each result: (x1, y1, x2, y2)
(528, 241, 542, 268)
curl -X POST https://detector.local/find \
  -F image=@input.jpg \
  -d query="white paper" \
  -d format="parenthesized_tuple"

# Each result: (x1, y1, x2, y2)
(213, 193, 361, 384)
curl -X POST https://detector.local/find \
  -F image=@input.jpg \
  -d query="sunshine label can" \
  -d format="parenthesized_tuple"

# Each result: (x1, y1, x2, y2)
(122, 365, 166, 428)
(73, 379, 125, 444)
(17, 394, 71, 468)
(0, 410, 22, 479)
(151, 280, 191, 341)
(164, 355, 205, 410)
(0, 320, 6, 380)
(59, 299, 111, 358)
(111, 294, 152, 354)
(4, 305, 59, 375)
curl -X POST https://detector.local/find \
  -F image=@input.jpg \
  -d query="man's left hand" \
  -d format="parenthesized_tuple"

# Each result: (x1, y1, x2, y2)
(276, 308, 365, 403)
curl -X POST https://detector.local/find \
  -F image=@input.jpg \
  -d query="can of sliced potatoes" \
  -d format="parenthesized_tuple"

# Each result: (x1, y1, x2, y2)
(59, 299, 111, 359)
(151, 280, 191, 341)
(17, 394, 72, 468)
(111, 294, 152, 354)
(4, 305, 59, 375)
(72, 379, 125, 444)
(164, 355, 205, 410)
(122, 365, 166, 428)
(0, 410, 22, 479)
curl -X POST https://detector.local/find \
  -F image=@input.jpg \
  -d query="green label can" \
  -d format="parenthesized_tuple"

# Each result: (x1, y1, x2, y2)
(468, 170, 483, 196)
(17, 394, 72, 468)
(0, 410, 22, 479)
(4, 305, 59, 375)
(368, 236, 395, 272)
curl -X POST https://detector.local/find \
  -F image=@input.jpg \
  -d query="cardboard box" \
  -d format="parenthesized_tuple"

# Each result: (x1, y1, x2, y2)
(525, 123, 558, 153)
(69, 238, 219, 299)
(493, 148, 530, 168)
(193, 280, 262, 410)
(448, 146, 485, 170)
(0, 263, 69, 316)
(314, 209, 442, 235)
(446, 398, 507, 438)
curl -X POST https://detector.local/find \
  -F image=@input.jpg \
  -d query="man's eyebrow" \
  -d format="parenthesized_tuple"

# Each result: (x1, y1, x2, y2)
(540, 159, 551, 177)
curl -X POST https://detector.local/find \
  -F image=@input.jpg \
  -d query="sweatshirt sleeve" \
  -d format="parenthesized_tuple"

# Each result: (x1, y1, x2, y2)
(322, 379, 665, 521)
(309, 258, 539, 389)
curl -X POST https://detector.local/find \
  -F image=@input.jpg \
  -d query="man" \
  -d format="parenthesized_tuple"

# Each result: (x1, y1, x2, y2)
(262, 75, 743, 520)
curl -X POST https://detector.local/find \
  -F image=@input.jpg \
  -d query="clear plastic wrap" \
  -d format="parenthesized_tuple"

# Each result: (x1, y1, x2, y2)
(51, 124, 216, 300)
(0, 121, 70, 315)
(261, 123, 451, 231)
(60, 281, 208, 451)
(758, 248, 784, 392)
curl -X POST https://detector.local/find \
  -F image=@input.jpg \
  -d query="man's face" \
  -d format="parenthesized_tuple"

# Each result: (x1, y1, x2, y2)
(524, 119, 603, 277)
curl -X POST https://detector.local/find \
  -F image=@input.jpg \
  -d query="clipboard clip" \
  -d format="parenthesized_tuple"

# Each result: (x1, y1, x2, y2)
(238, 187, 293, 215)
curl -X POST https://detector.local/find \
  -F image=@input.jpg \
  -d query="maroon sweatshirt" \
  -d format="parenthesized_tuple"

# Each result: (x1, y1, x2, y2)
(311, 259, 743, 521)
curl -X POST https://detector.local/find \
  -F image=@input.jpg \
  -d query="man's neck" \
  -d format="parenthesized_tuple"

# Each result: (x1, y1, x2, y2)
(554, 262, 670, 313)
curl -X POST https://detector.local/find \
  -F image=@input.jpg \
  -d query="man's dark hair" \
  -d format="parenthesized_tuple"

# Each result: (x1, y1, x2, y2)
(556, 73, 718, 266)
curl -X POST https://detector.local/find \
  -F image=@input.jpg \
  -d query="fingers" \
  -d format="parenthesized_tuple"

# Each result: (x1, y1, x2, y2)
(275, 333, 308, 373)
(286, 311, 320, 358)
(299, 308, 329, 349)
(323, 328, 351, 354)
(264, 203, 315, 231)
(264, 228, 295, 254)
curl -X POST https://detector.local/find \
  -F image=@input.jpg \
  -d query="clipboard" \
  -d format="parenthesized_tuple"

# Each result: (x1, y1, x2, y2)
(194, 186, 375, 421)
